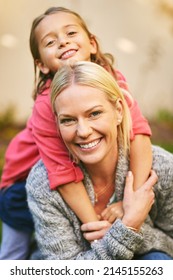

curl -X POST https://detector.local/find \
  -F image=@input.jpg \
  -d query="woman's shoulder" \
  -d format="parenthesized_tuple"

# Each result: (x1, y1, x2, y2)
(26, 160, 50, 196)
(152, 145, 173, 187)
(152, 145, 173, 163)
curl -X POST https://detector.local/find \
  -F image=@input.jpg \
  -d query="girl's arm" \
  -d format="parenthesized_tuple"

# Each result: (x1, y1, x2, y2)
(100, 135, 152, 222)
(116, 69, 152, 191)
(58, 181, 98, 223)
(130, 135, 152, 190)
(97, 71, 152, 223)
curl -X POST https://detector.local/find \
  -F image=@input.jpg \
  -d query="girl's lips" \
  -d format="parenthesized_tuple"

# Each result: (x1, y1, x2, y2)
(77, 139, 101, 150)
(60, 49, 77, 60)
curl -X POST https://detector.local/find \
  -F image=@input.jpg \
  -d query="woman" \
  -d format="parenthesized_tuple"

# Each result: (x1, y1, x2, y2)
(26, 61, 173, 260)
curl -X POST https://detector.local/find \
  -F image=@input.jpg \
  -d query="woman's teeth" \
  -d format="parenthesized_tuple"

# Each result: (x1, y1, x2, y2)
(79, 139, 100, 149)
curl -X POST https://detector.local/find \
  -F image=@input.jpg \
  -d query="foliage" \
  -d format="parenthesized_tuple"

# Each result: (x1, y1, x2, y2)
(0, 106, 16, 130)
(150, 109, 173, 153)
(0, 107, 24, 178)
(155, 109, 173, 123)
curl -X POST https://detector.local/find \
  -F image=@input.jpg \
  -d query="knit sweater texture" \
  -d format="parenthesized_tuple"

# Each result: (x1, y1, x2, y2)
(26, 145, 173, 260)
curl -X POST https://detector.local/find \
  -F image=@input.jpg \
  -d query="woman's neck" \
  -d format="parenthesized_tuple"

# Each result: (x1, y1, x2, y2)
(83, 153, 118, 215)
(89, 163, 116, 215)
(85, 156, 117, 189)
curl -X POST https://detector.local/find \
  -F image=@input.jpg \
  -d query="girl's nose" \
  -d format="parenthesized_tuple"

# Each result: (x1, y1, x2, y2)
(58, 35, 70, 48)
(76, 121, 93, 138)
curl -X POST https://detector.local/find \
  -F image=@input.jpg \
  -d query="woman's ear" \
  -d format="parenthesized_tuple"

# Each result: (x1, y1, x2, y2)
(35, 59, 50, 74)
(116, 99, 123, 125)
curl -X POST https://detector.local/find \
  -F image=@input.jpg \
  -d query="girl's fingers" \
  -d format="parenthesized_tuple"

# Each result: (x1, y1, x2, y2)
(81, 220, 110, 232)
(83, 228, 108, 241)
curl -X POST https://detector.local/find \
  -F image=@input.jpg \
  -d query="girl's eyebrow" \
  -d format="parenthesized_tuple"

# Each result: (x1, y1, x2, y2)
(40, 24, 78, 42)
(40, 33, 55, 43)
(64, 24, 78, 28)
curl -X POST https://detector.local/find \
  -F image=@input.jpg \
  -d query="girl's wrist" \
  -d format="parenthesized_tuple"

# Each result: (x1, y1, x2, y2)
(125, 226, 139, 232)
(121, 217, 141, 232)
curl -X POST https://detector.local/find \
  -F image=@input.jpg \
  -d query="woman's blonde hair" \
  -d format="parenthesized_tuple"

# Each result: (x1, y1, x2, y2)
(51, 61, 132, 155)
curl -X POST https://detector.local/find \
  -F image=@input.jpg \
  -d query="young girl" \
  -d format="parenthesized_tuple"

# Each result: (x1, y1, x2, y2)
(0, 7, 152, 259)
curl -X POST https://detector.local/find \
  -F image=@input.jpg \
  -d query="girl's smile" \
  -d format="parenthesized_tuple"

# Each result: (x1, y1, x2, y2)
(60, 49, 78, 60)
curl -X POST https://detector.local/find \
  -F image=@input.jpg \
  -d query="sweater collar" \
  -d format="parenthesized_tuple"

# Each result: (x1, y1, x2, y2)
(80, 146, 129, 204)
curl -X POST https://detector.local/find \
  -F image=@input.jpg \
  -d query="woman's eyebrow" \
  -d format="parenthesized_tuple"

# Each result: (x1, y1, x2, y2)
(58, 113, 72, 118)
(85, 105, 103, 113)
(58, 105, 104, 118)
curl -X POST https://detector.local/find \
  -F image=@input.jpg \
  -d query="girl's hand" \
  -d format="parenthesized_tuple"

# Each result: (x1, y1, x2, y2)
(122, 170, 157, 231)
(81, 220, 111, 242)
(101, 201, 124, 223)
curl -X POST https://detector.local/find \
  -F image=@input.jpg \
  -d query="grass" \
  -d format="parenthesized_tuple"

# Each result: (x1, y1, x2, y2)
(150, 109, 173, 153)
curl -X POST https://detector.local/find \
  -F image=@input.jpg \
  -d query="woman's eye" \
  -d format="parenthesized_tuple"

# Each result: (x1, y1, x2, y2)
(90, 111, 102, 118)
(59, 118, 75, 125)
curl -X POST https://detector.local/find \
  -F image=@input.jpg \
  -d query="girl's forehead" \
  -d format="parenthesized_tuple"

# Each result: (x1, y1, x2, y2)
(35, 12, 81, 38)
(41, 12, 80, 27)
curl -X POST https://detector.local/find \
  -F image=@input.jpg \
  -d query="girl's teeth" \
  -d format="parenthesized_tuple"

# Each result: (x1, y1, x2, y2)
(61, 50, 76, 59)
(80, 140, 100, 149)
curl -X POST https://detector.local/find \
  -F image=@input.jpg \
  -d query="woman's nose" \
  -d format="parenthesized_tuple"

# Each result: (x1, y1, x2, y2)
(76, 121, 93, 138)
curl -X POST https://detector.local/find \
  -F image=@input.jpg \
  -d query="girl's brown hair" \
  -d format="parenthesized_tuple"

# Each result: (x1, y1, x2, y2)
(29, 7, 116, 100)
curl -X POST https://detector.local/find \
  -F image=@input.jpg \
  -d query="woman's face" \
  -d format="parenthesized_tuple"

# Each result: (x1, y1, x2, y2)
(35, 12, 97, 74)
(55, 84, 122, 167)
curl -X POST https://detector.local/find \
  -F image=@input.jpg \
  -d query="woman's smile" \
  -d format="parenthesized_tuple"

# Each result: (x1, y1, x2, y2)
(76, 138, 101, 150)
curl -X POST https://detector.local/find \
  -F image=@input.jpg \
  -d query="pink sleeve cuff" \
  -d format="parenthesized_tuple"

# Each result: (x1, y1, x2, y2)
(48, 164, 84, 189)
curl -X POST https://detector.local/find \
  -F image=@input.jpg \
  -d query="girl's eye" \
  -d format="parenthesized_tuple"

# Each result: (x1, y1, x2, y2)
(67, 31, 77, 36)
(46, 40, 56, 47)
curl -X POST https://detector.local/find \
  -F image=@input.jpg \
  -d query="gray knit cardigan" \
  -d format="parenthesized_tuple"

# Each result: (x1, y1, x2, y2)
(26, 146, 173, 260)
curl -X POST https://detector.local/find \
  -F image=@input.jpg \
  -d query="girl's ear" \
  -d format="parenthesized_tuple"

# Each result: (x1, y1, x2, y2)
(115, 99, 123, 124)
(90, 35, 97, 55)
(35, 59, 50, 74)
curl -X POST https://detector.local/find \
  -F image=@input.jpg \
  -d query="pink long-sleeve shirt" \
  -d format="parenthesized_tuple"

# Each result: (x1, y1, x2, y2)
(0, 70, 151, 189)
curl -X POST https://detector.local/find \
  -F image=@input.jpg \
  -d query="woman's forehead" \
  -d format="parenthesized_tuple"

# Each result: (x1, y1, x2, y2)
(55, 84, 112, 114)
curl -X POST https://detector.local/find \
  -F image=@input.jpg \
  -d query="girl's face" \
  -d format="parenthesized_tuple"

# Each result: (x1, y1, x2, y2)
(55, 84, 123, 168)
(35, 12, 97, 74)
